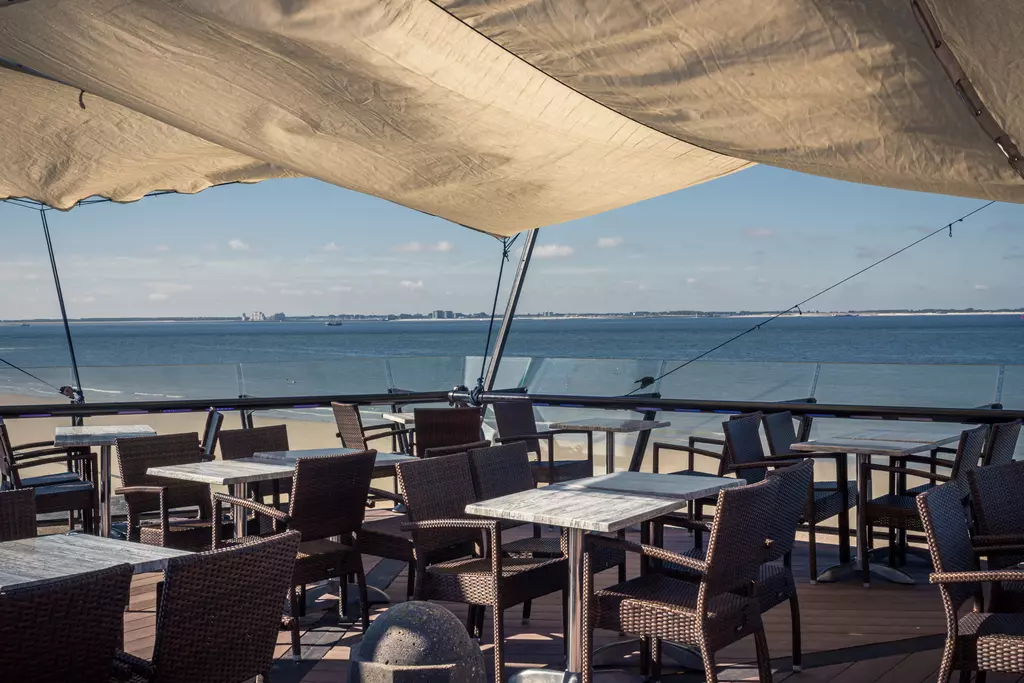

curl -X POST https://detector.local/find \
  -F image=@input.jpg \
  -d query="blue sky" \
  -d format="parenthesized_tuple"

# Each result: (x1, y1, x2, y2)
(0, 165, 1022, 318)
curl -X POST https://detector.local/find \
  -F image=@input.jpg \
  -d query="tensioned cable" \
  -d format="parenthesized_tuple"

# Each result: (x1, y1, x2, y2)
(476, 235, 520, 390)
(0, 357, 65, 394)
(627, 200, 997, 395)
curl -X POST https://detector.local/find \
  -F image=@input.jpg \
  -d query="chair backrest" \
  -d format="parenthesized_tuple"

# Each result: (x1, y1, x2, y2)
(0, 563, 133, 683)
(200, 409, 224, 460)
(423, 440, 491, 459)
(468, 442, 535, 500)
(332, 402, 368, 450)
(288, 451, 376, 542)
(700, 477, 779, 606)
(981, 419, 1022, 467)
(917, 482, 981, 616)
(764, 459, 814, 561)
(0, 420, 20, 488)
(218, 425, 289, 460)
(117, 433, 209, 518)
(947, 425, 989, 492)
(721, 412, 767, 483)
(762, 411, 800, 457)
(412, 407, 484, 458)
(0, 488, 35, 541)
(151, 531, 301, 683)
(493, 401, 541, 455)
(397, 452, 480, 553)
(969, 459, 1024, 536)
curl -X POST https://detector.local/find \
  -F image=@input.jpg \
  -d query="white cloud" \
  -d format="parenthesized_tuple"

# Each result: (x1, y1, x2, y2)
(394, 241, 454, 253)
(743, 228, 775, 239)
(597, 237, 624, 248)
(974, 284, 990, 291)
(400, 280, 425, 291)
(533, 244, 574, 259)
(147, 282, 193, 294)
(228, 238, 249, 251)
(319, 242, 341, 252)
(685, 277, 698, 284)
(148, 293, 170, 301)
(155, 245, 170, 253)
(71, 295, 97, 304)
(329, 285, 354, 293)
(280, 289, 306, 296)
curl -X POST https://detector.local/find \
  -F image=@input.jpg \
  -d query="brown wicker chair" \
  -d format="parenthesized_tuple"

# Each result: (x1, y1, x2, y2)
(492, 401, 593, 483)
(116, 531, 301, 683)
(199, 409, 224, 461)
(657, 459, 814, 672)
(0, 421, 97, 534)
(333, 402, 413, 453)
(412, 407, 483, 459)
(397, 452, 569, 683)
(585, 477, 781, 683)
(115, 433, 230, 551)
(214, 452, 377, 660)
(923, 418, 1022, 472)
(918, 481, 1024, 683)
(0, 488, 35, 541)
(969, 459, 1024, 573)
(423, 440, 490, 459)
(0, 563, 133, 683)
(219, 425, 290, 506)
(859, 424, 988, 586)
(762, 410, 857, 579)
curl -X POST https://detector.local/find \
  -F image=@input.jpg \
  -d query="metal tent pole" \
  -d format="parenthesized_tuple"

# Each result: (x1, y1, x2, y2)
(40, 209, 84, 405)
(483, 228, 538, 391)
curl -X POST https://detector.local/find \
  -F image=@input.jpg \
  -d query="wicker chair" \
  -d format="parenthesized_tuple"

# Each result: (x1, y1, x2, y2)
(918, 481, 1024, 683)
(115, 433, 230, 551)
(762, 410, 857, 579)
(412, 407, 483, 459)
(0, 563, 133, 683)
(333, 402, 413, 453)
(214, 452, 377, 660)
(116, 531, 301, 683)
(200, 409, 224, 461)
(658, 459, 814, 672)
(423, 440, 490, 459)
(0, 420, 97, 534)
(0, 488, 36, 541)
(969, 459, 1024, 573)
(585, 477, 781, 683)
(859, 425, 988, 586)
(219, 425, 290, 505)
(397, 452, 569, 683)
(492, 401, 593, 483)
(924, 419, 1022, 471)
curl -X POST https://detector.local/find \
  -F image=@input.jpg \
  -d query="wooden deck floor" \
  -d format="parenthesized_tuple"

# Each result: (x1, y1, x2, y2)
(117, 508, 1005, 683)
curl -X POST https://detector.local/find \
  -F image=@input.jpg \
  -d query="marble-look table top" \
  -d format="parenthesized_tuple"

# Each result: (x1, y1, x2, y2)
(547, 418, 671, 433)
(380, 412, 415, 425)
(466, 472, 737, 533)
(791, 438, 943, 457)
(0, 534, 190, 590)
(830, 429, 961, 446)
(148, 458, 296, 485)
(254, 449, 415, 471)
(55, 424, 156, 447)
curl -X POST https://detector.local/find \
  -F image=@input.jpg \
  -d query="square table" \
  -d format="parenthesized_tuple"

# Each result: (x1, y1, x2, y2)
(54, 424, 156, 538)
(791, 433, 959, 586)
(467, 472, 740, 683)
(0, 533, 189, 590)
(547, 418, 671, 475)
(253, 447, 415, 477)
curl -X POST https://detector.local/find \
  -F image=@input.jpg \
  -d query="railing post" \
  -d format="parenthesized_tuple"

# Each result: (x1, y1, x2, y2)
(627, 411, 657, 472)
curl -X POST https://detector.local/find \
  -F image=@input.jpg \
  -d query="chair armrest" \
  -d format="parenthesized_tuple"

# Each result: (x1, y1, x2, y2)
(114, 485, 166, 495)
(12, 440, 57, 451)
(212, 492, 290, 524)
(931, 569, 1024, 584)
(974, 545, 1024, 557)
(13, 447, 94, 461)
(588, 534, 708, 574)
(897, 454, 956, 469)
(368, 487, 403, 504)
(783, 450, 845, 465)
(974, 534, 1024, 547)
(689, 435, 725, 447)
(363, 423, 397, 433)
(651, 442, 723, 460)
(401, 518, 499, 532)
(13, 451, 97, 470)
(114, 651, 155, 678)
(861, 463, 950, 482)
(495, 433, 541, 443)
(732, 459, 802, 471)
(539, 428, 594, 437)
(365, 428, 413, 443)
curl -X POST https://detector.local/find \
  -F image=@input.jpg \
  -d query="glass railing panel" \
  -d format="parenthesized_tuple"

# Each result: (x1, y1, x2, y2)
(239, 359, 390, 398)
(77, 364, 240, 402)
(813, 363, 999, 408)
(387, 356, 465, 392)
(463, 356, 532, 392)
(657, 360, 817, 402)
(999, 365, 1024, 410)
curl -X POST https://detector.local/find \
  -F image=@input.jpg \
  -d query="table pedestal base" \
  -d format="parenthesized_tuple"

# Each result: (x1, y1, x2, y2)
(815, 560, 915, 586)
(592, 639, 704, 671)
(511, 669, 638, 683)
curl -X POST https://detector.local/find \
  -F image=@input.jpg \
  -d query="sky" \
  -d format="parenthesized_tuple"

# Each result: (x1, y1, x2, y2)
(0, 165, 1022, 318)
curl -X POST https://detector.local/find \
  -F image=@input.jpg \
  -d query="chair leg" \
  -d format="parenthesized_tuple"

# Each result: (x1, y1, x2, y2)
(807, 519, 818, 583)
(650, 637, 662, 682)
(976, 671, 987, 683)
(299, 583, 308, 618)
(466, 605, 479, 636)
(522, 599, 532, 624)
(754, 629, 773, 683)
(616, 529, 627, 583)
(936, 641, 956, 683)
(957, 671, 972, 683)
(492, 605, 505, 683)
(355, 568, 371, 632)
(338, 580, 347, 619)
(861, 518, 871, 587)
(694, 503, 705, 551)
(289, 586, 302, 662)
(790, 593, 802, 672)
(700, 639, 716, 683)
(561, 590, 569, 659)
(406, 562, 415, 601)
(476, 605, 485, 641)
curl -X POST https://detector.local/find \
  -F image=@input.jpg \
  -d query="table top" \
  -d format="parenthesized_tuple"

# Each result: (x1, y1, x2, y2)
(547, 418, 671, 433)
(380, 412, 414, 425)
(791, 438, 942, 457)
(831, 429, 961, 446)
(54, 424, 156, 447)
(466, 472, 738, 533)
(148, 458, 296, 485)
(0, 534, 190, 590)
(253, 447, 414, 467)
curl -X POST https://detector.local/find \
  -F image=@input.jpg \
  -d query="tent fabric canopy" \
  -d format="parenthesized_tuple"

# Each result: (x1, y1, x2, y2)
(0, 0, 1021, 236)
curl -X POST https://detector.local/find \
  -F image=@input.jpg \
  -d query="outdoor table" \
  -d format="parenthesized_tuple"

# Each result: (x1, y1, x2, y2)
(379, 412, 415, 452)
(253, 446, 415, 477)
(54, 424, 156, 538)
(547, 418, 671, 474)
(791, 434, 959, 586)
(0, 533, 189, 590)
(466, 471, 741, 683)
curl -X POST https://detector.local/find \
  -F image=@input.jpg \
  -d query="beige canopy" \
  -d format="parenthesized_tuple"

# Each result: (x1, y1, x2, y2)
(1, 0, 1021, 236)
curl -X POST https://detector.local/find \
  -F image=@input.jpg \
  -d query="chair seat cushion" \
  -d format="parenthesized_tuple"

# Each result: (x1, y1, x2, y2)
(293, 538, 363, 584)
(808, 481, 857, 523)
(360, 514, 475, 564)
(21, 471, 85, 487)
(422, 555, 567, 608)
(139, 518, 232, 552)
(865, 494, 924, 530)
(594, 574, 760, 650)
(29, 480, 94, 515)
(501, 535, 562, 557)
(958, 612, 1024, 672)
